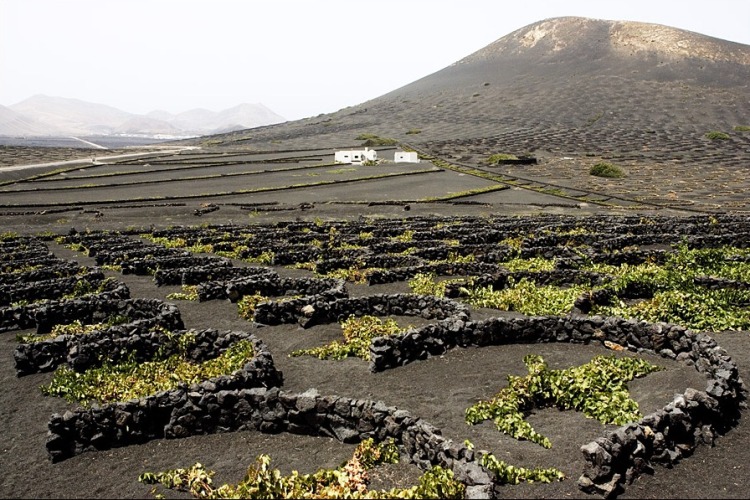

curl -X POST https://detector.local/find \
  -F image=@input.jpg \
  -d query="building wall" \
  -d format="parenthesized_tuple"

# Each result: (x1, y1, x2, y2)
(394, 151, 419, 163)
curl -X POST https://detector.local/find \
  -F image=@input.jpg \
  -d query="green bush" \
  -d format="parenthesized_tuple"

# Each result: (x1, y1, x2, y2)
(487, 153, 519, 164)
(705, 130, 730, 140)
(734, 125, 750, 132)
(589, 162, 625, 178)
(355, 133, 398, 146)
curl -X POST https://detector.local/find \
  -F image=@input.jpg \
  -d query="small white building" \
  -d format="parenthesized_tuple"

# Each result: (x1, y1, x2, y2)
(334, 147, 378, 165)
(394, 151, 420, 163)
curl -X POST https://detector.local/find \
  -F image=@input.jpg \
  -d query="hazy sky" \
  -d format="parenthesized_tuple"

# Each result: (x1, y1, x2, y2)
(2, 0, 749, 121)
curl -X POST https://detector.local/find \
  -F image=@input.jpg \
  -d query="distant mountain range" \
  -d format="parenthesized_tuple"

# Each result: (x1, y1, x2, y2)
(0, 95, 286, 138)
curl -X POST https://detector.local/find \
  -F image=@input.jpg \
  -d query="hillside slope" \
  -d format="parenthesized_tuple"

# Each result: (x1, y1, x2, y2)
(196, 17, 749, 212)
(207, 17, 750, 151)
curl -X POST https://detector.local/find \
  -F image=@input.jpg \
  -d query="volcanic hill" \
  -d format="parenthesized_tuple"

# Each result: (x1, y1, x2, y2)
(210, 17, 750, 148)
(198, 16, 750, 212)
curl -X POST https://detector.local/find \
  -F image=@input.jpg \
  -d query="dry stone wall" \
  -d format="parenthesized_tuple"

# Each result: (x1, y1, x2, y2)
(4, 214, 750, 498)
(14, 298, 184, 376)
(45, 332, 282, 462)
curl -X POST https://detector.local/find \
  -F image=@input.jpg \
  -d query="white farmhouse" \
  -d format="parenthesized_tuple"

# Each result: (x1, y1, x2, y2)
(394, 151, 420, 163)
(334, 147, 378, 165)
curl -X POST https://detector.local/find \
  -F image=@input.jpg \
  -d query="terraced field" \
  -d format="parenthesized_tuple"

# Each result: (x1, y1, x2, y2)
(2, 213, 749, 499)
(2, 16, 750, 499)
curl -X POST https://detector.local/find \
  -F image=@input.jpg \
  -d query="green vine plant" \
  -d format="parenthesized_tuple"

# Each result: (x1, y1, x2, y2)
(428, 251, 476, 265)
(479, 451, 564, 485)
(100, 264, 123, 272)
(237, 293, 269, 321)
(16, 315, 129, 343)
(288, 261, 317, 272)
(166, 285, 200, 301)
(41, 339, 254, 406)
(499, 235, 525, 253)
(238, 294, 302, 322)
(586, 244, 750, 331)
(409, 273, 448, 297)
(5, 276, 119, 310)
(61, 277, 120, 300)
(1, 231, 20, 240)
(500, 256, 556, 272)
(408, 273, 468, 298)
(391, 230, 415, 243)
(465, 278, 586, 316)
(243, 250, 275, 265)
(465, 354, 662, 448)
(388, 247, 419, 257)
(291, 315, 410, 361)
(3, 263, 43, 274)
(320, 266, 381, 284)
(140, 235, 188, 249)
(139, 438, 465, 499)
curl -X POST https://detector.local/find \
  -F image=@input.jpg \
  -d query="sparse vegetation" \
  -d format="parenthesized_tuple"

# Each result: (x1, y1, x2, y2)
(291, 315, 409, 361)
(589, 162, 625, 178)
(139, 438, 466, 499)
(705, 130, 730, 140)
(355, 133, 398, 146)
(466, 354, 662, 448)
(487, 153, 519, 164)
(326, 168, 356, 174)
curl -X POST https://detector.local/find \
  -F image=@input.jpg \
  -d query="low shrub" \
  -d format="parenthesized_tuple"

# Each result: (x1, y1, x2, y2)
(487, 153, 519, 164)
(355, 134, 398, 147)
(589, 162, 625, 178)
(705, 130, 730, 140)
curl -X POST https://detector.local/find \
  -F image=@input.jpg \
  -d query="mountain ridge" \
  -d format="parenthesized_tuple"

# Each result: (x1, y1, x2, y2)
(458, 17, 750, 64)
(199, 16, 749, 153)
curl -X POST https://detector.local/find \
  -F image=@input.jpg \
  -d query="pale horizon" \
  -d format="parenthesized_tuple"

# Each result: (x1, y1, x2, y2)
(2, 0, 749, 121)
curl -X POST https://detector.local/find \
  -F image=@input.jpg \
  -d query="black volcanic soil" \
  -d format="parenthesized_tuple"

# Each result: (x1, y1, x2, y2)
(0, 204, 748, 500)
(1, 17, 750, 499)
